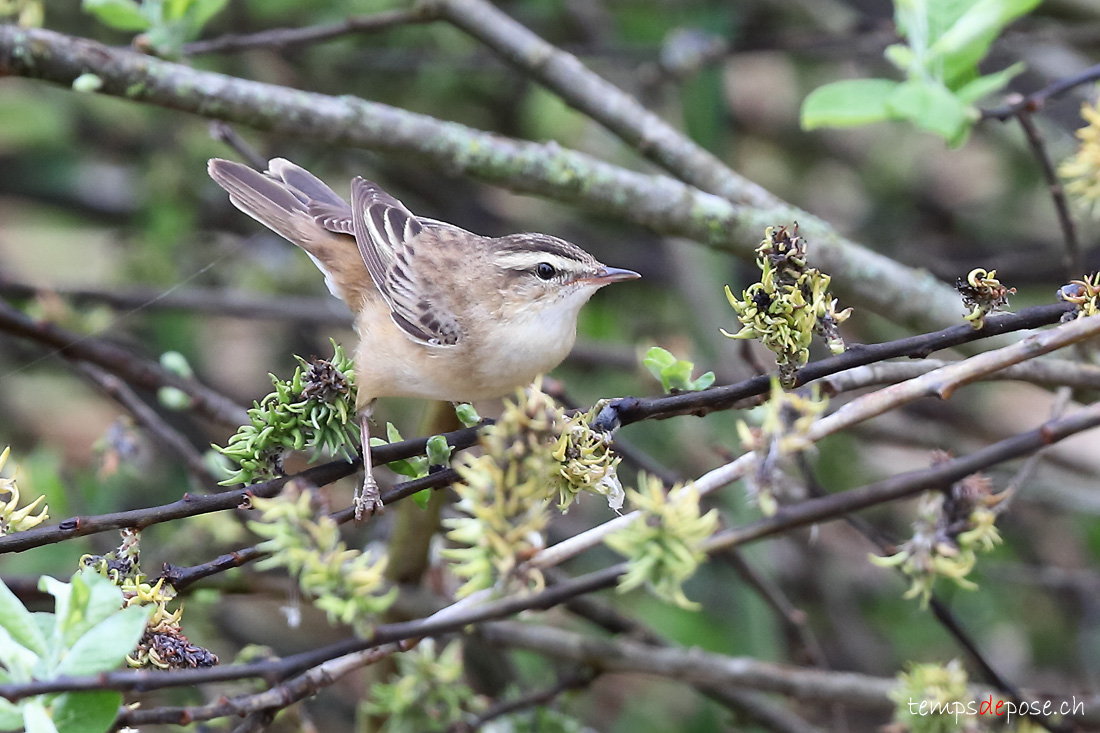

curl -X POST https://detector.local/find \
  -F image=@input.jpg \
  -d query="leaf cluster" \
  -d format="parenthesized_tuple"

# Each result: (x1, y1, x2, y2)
(82, 0, 227, 57)
(0, 569, 152, 733)
(802, 0, 1041, 146)
(249, 483, 397, 634)
(216, 341, 360, 486)
(643, 346, 715, 394)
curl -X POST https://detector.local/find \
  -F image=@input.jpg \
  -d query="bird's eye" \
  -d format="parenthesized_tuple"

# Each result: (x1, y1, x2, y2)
(535, 262, 557, 281)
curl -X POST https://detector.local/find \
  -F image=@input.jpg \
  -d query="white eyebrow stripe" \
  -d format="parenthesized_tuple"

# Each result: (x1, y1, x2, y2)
(493, 251, 581, 271)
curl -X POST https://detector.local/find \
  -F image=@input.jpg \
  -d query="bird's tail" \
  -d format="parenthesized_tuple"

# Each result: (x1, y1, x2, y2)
(208, 158, 367, 304)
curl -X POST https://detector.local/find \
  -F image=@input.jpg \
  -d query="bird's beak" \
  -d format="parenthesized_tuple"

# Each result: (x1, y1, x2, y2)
(582, 266, 641, 285)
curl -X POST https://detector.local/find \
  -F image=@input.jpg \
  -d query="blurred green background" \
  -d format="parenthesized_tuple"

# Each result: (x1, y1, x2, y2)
(1, 0, 1099, 731)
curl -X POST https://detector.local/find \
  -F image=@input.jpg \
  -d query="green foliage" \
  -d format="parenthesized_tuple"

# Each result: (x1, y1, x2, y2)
(605, 475, 719, 609)
(444, 385, 624, 597)
(361, 640, 475, 733)
(425, 434, 453, 468)
(870, 467, 1005, 606)
(0, 568, 152, 733)
(723, 226, 850, 387)
(643, 347, 715, 393)
(82, 0, 229, 57)
(801, 0, 1041, 146)
(454, 402, 482, 428)
(249, 483, 397, 634)
(737, 380, 828, 516)
(216, 341, 360, 485)
(956, 268, 1015, 329)
(362, 639, 586, 733)
(0, 0, 43, 26)
(0, 446, 49, 535)
(888, 660, 972, 733)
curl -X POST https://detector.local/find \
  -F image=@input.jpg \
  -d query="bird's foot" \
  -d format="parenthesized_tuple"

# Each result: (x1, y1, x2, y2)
(354, 475, 383, 521)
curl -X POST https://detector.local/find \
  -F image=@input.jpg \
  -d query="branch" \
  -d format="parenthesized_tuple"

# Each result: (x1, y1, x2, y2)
(0, 24, 974, 335)
(428, 0, 778, 208)
(708, 397, 1100, 553)
(0, 279, 355, 326)
(0, 296, 248, 427)
(183, 8, 437, 56)
(599, 301, 1074, 428)
(0, 565, 626, 702)
(981, 61, 1100, 120)
(69, 360, 217, 484)
(1011, 105, 1082, 277)
(0, 429, 476, 555)
(479, 622, 1099, 727)
(536, 313, 1100, 569)
(817, 357, 1100, 394)
(117, 642, 405, 726)
(477, 622, 905, 708)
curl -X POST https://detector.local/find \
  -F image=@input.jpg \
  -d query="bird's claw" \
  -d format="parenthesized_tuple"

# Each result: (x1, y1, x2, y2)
(354, 476, 383, 521)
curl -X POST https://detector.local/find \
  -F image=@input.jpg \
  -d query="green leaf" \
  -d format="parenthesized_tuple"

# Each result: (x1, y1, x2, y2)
(801, 79, 900, 130)
(691, 371, 716, 391)
(0, 625, 40, 679)
(453, 403, 481, 428)
(52, 691, 122, 733)
(886, 79, 974, 146)
(81, 0, 150, 31)
(76, 571, 127, 642)
(411, 489, 432, 510)
(43, 570, 122, 648)
(425, 435, 453, 467)
(930, 0, 1041, 84)
(21, 700, 58, 733)
(643, 347, 714, 393)
(643, 346, 675, 374)
(0, 697, 22, 731)
(954, 62, 1025, 104)
(0, 576, 47, 657)
(53, 605, 151, 678)
(188, 0, 229, 29)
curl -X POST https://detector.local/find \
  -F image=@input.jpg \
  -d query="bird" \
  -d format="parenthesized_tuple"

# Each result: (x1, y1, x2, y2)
(207, 158, 639, 518)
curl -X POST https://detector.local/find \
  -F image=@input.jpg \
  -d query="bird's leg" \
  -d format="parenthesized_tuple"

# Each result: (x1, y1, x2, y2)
(355, 411, 383, 520)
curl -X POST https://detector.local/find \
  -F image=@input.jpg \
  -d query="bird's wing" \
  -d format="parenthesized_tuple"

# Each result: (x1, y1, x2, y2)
(350, 177, 462, 346)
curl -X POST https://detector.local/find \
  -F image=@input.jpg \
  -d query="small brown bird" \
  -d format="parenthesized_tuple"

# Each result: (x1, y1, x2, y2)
(208, 158, 639, 517)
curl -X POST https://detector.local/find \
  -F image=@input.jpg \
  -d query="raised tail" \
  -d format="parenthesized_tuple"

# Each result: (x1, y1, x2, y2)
(208, 158, 370, 305)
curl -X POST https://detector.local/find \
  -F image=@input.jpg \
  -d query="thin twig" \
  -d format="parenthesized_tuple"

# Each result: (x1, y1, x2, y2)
(69, 360, 217, 484)
(818, 357, 1100, 394)
(0, 280, 355, 326)
(0, 296, 248, 427)
(538, 314, 1100, 571)
(981, 62, 1100, 120)
(426, 0, 778, 208)
(1011, 104, 1082, 277)
(455, 671, 597, 732)
(599, 302, 1075, 427)
(209, 121, 268, 170)
(0, 437, 474, 555)
(708, 397, 1100, 554)
(183, 9, 439, 56)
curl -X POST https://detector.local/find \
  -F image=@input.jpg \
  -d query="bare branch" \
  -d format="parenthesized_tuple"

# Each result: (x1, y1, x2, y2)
(69, 360, 217, 484)
(183, 9, 438, 56)
(0, 296, 248, 427)
(600, 302, 1075, 427)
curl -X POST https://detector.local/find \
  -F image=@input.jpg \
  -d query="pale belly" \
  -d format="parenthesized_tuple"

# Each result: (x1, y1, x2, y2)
(354, 302, 578, 404)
